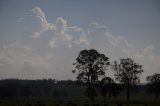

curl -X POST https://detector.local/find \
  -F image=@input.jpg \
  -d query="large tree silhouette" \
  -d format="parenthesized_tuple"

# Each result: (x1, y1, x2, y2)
(146, 73, 160, 101)
(112, 58, 143, 105)
(99, 77, 121, 101)
(72, 49, 110, 102)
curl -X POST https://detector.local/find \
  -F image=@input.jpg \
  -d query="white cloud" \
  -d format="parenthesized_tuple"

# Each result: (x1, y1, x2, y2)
(87, 22, 160, 83)
(127, 45, 160, 82)
(55, 17, 67, 35)
(49, 17, 89, 48)
(0, 42, 53, 79)
(106, 31, 134, 51)
(31, 7, 54, 32)
(17, 17, 24, 23)
(49, 37, 58, 48)
(132, 45, 154, 60)
(19, 6, 54, 38)
(133, 45, 160, 67)
(20, 7, 89, 48)
(32, 32, 40, 38)
(67, 26, 89, 47)
(5, 6, 160, 82)
(87, 23, 107, 35)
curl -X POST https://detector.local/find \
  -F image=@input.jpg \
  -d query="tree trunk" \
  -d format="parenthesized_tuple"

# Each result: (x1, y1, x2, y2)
(103, 96, 106, 103)
(126, 84, 130, 106)
(92, 95, 95, 103)
(155, 92, 159, 101)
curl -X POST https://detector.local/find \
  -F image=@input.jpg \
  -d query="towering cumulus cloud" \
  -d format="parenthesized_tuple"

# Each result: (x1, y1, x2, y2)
(0, 6, 160, 82)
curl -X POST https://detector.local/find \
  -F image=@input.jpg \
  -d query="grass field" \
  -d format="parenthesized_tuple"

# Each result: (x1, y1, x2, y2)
(0, 101, 160, 106)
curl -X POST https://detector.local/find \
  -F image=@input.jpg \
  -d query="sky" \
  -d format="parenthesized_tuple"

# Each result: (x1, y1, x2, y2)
(0, 0, 160, 83)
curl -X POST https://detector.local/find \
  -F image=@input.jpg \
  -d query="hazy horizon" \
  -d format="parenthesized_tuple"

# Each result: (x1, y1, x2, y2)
(0, 0, 160, 83)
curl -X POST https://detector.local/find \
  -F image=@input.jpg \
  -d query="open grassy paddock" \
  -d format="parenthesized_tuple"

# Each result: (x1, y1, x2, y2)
(0, 100, 160, 106)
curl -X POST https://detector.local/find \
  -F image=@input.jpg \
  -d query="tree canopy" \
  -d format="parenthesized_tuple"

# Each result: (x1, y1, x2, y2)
(146, 73, 160, 100)
(72, 49, 110, 102)
(112, 58, 143, 104)
(99, 77, 121, 101)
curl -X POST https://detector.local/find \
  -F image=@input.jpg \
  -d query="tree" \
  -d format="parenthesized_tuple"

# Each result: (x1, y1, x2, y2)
(72, 49, 110, 102)
(112, 58, 143, 105)
(99, 77, 122, 102)
(146, 73, 160, 101)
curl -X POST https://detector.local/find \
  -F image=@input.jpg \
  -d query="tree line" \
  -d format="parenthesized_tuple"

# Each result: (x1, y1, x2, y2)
(0, 49, 159, 104)
(72, 49, 160, 104)
(0, 79, 74, 100)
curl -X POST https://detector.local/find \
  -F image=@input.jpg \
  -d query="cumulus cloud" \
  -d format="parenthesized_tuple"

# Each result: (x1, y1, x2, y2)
(133, 45, 160, 69)
(49, 37, 58, 48)
(31, 7, 54, 38)
(55, 17, 67, 35)
(19, 6, 54, 38)
(86, 22, 160, 82)
(66, 26, 89, 47)
(49, 17, 89, 48)
(17, 17, 24, 23)
(2, 6, 159, 82)
(31, 7, 54, 30)
(19, 7, 89, 48)
(126, 45, 160, 82)
(106, 32, 133, 49)
(1, 7, 90, 79)
(105, 32, 160, 82)
(86, 23, 109, 52)
(0, 42, 53, 79)
(88, 23, 107, 34)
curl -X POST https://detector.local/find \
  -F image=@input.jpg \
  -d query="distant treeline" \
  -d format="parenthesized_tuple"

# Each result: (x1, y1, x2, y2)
(0, 79, 153, 101)
(0, 79, 86, 101)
